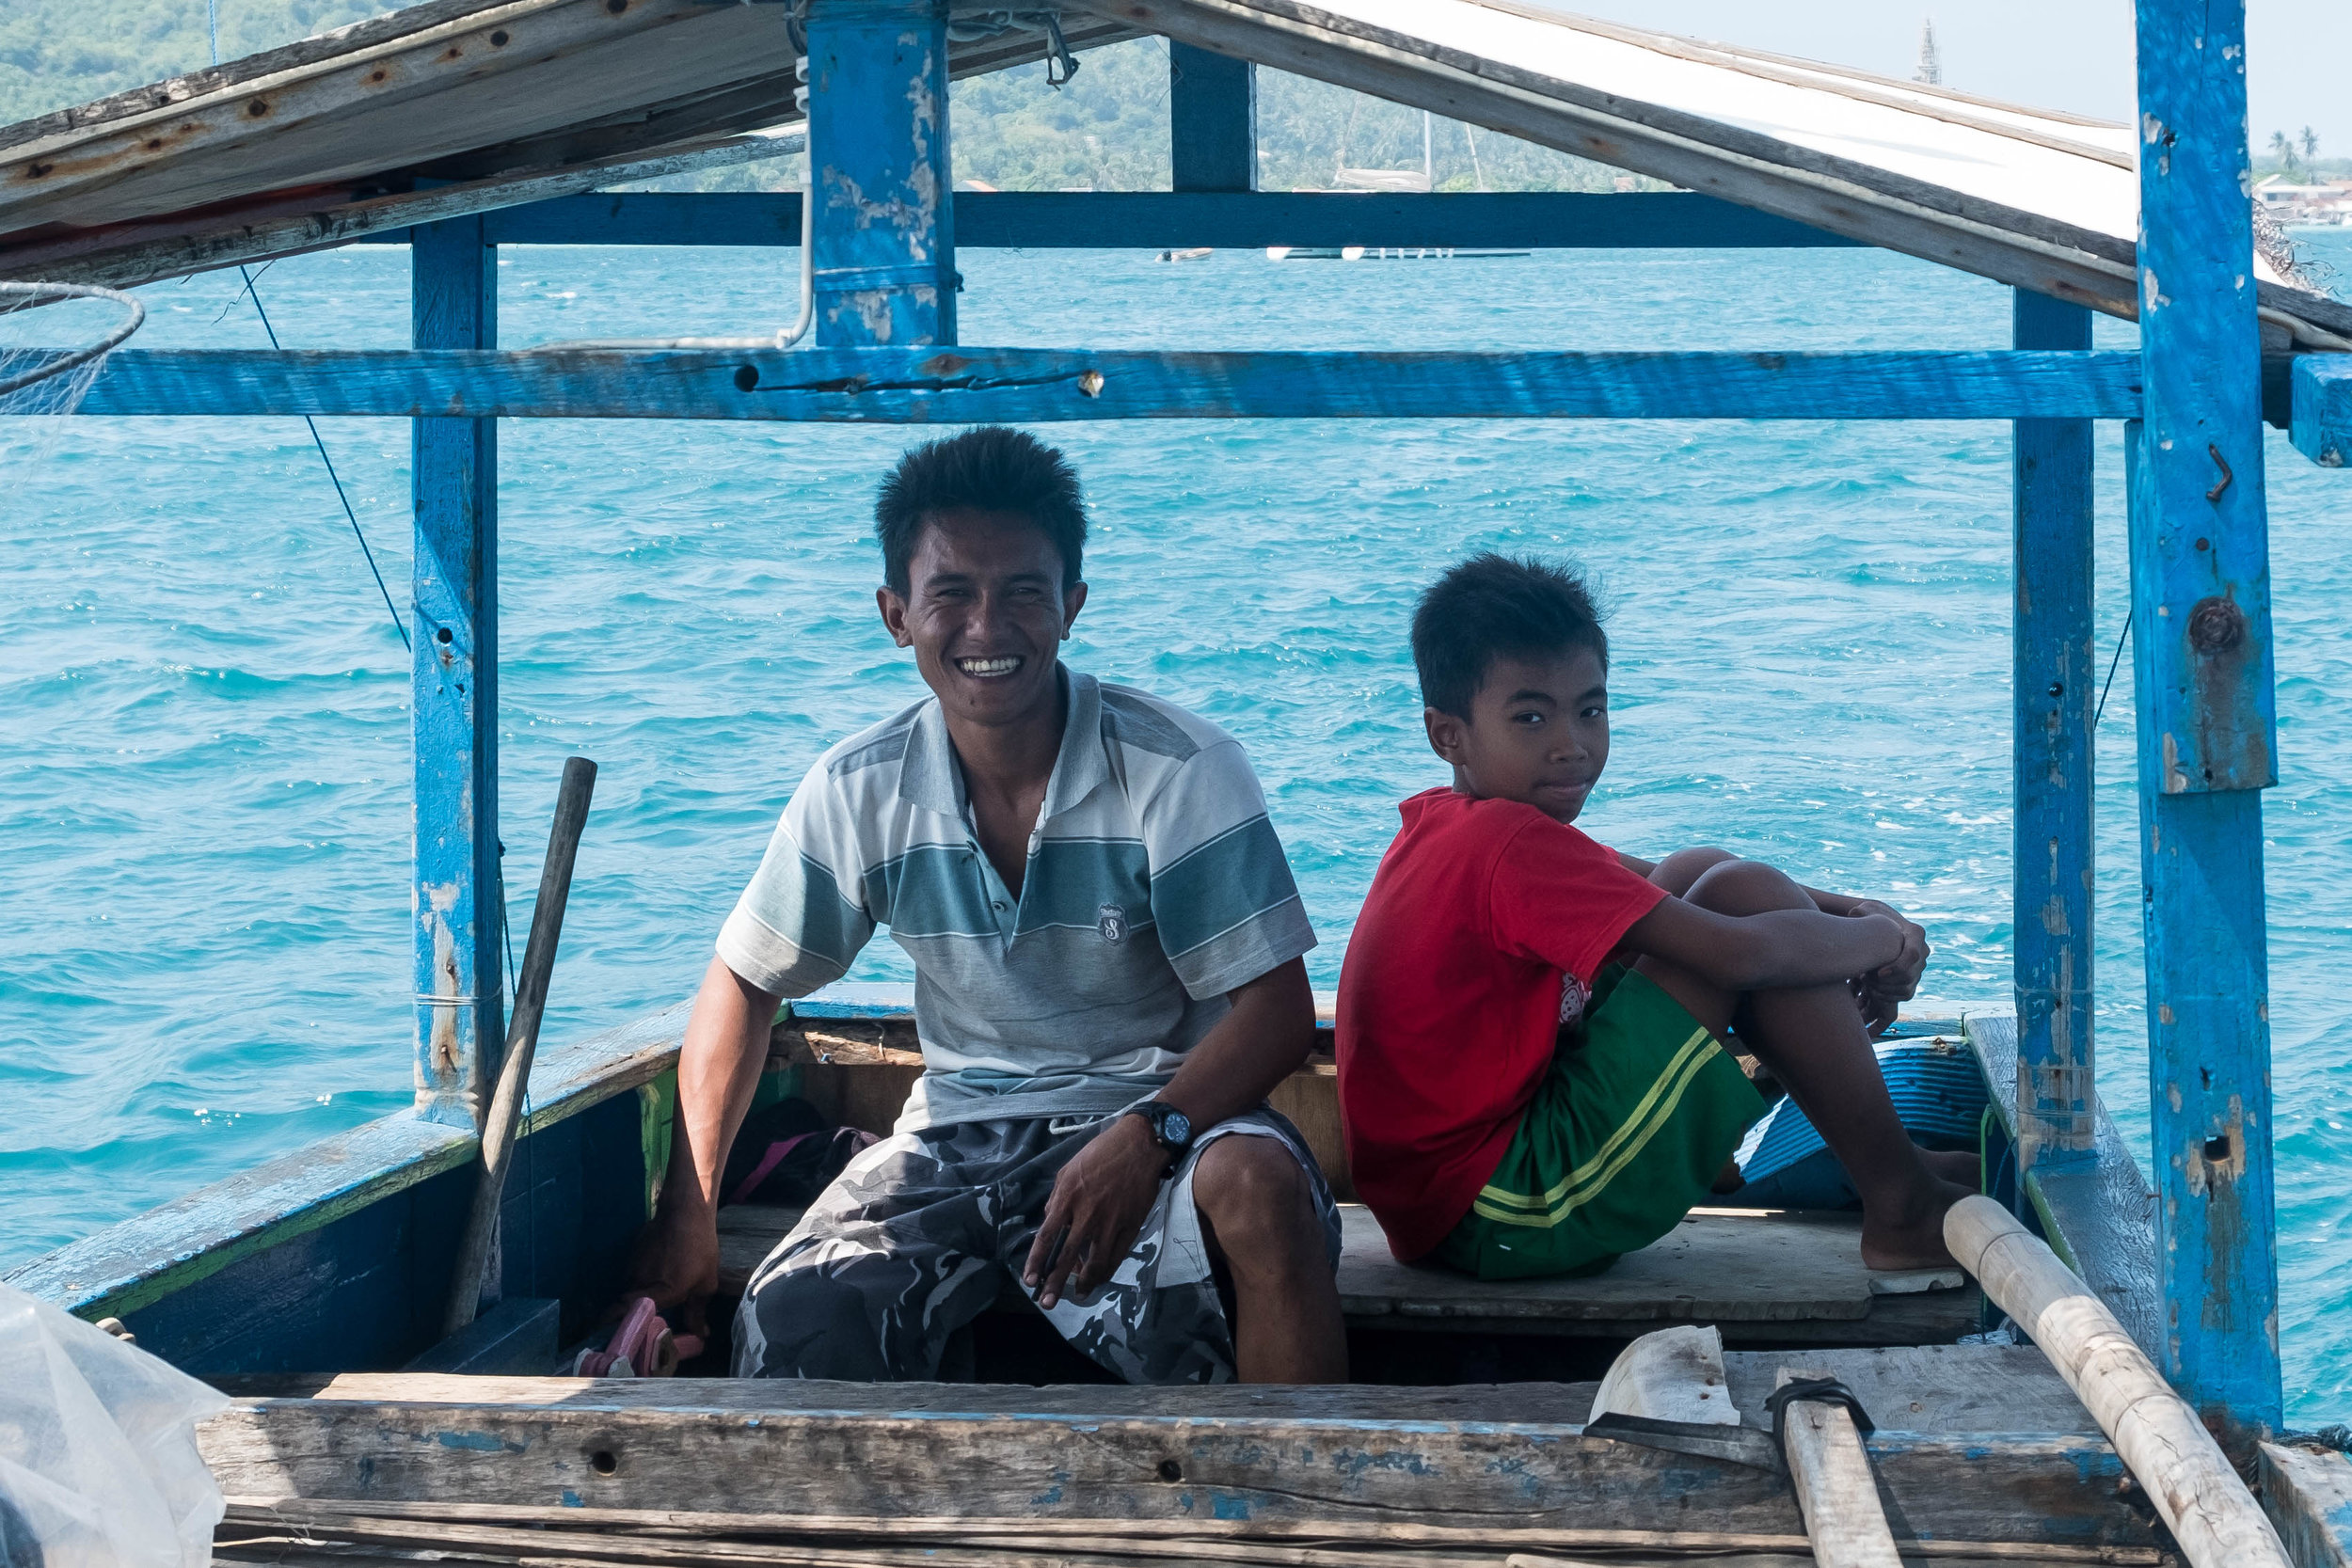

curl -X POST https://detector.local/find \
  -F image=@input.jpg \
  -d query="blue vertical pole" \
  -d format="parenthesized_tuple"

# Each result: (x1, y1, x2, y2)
(1169, 42, 1256, 193)
(410, 214, 502, 1131)
(2012, 290, 2096, 1178)
(2131, 0, 2282, 1435)
(805, 0, 955, 348)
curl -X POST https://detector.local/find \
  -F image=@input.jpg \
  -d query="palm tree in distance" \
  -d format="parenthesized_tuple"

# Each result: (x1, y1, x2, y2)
(2268, 129, 2298, 177)
(2300, 128, 2320, 169)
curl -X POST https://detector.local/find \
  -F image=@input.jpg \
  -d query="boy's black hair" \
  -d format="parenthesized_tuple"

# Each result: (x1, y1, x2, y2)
(875, 426, 1088, 594)
(1411, 553, 1608, 719)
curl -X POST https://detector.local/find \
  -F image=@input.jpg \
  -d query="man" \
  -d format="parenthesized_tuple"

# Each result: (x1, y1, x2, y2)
(631, 426, 1346, 1384)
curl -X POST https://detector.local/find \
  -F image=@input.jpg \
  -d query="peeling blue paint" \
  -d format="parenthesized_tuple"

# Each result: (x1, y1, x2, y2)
(560, 1491, 583, 1508)
(435, 1430, 520, 1452)
(1028, 1484, 1063, 1506)
(1212, 1495, 1251, 1521)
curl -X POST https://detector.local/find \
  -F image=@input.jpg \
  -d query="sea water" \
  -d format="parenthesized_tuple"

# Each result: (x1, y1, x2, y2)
(4, 234, 2349, 1414)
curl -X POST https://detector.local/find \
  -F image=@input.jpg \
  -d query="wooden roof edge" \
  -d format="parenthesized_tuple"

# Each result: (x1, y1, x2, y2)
(0, 126, 804, 291)
(0, 0, 548, 157)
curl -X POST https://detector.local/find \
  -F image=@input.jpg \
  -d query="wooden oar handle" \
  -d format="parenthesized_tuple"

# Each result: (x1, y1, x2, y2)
(441, 757, 598, 1338)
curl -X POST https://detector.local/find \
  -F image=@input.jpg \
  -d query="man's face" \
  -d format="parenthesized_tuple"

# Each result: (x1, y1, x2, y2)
(1423, 646, 1611, 823)
(877, 508, 1087, 732)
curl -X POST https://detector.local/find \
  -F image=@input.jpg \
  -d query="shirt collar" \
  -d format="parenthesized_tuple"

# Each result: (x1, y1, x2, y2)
(898, 664, 1106, 824)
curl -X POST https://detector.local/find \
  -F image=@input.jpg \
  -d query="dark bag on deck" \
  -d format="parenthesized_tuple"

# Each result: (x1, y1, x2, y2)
(719, 1097, 877, 1208)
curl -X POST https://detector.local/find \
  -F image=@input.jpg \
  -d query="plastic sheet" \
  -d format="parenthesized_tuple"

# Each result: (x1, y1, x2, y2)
(0, 1283, 227, 1568)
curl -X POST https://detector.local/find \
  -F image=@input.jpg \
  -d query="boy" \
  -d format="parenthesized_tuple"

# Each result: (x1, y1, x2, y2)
(1335, 554, 1975, 1280)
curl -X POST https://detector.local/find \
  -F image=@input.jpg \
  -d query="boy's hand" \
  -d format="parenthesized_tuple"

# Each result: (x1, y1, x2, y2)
(1848, 898, 1928, 1036)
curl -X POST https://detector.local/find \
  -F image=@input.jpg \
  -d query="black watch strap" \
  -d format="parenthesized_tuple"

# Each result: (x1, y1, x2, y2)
(1128, 1101, 1194, 1154)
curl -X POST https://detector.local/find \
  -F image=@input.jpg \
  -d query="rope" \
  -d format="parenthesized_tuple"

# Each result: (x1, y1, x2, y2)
(947, 9, 1079, 85)
(232, 269, 409, 651)
(2093, 614, 2130, 727)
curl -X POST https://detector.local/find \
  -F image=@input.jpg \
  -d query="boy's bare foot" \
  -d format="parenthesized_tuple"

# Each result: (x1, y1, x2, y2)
(1858, 1177, 1976, 1272)
(1923, 1148, 1981, 1189)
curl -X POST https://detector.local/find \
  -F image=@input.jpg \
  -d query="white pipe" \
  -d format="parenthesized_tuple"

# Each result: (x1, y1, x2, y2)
(551, 171, 815, 352)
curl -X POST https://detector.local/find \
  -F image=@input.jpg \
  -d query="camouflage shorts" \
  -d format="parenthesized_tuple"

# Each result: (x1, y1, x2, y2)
(732, 1107, 1339, 1384)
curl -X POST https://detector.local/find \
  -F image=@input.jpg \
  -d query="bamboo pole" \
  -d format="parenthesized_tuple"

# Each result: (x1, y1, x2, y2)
(1944, 1194, 2292, 1568)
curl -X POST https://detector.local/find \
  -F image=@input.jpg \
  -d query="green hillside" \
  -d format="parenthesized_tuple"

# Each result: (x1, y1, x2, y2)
(2, 1, 1636, 194)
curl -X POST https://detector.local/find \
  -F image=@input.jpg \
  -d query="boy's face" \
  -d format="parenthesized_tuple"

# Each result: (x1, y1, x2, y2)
(1423, 646, 1611, 823)
(877, 507, 1087, 733)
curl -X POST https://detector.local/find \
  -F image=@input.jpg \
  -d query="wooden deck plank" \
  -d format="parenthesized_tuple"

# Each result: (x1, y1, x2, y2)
(210, 1342, 2092, 1438)
(196, 1391, 2155, 1548)
(1336, 1206, 1963, 1327)
(1721, 1346, 2098, 1434)
(2261, 1442, 2352, 1568)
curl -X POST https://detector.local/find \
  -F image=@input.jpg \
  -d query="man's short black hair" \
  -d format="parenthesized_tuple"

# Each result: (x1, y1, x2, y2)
(1411, 553, 1608, 719)
(875, 426, 1087, 594)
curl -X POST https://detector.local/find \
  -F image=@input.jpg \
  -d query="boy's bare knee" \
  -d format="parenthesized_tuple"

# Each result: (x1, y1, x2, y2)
(1684, 857, 1811, 915)
(1649, 846, 1738, 895)
(1194, 1137, 1316, 1259)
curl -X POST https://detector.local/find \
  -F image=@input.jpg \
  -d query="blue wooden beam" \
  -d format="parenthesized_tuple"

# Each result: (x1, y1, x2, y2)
(409, 215, 503, 1132)
(2011, 290, 2098, 1180)
(1169, 42, 1256, 193)
(2130, 0, 2282, 1437)
(2292, 353, 2352, 467)
(72, 347, 2146, 421)
(421, 191, 1854, 251)
(805, 0, 954, 347)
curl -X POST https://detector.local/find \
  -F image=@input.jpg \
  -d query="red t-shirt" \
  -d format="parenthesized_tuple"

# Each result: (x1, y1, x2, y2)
(1335, 787, 1668, 1260)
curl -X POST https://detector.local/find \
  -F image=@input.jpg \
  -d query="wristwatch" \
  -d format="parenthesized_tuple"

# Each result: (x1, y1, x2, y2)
(1127, 1101, 1195, 1157)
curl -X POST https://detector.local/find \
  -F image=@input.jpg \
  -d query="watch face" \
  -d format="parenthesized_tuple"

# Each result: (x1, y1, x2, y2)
(1162, 1110, 1192, 1147)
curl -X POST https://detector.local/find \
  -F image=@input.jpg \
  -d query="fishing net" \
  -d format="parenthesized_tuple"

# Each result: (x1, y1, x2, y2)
(0, 279, 147, 420)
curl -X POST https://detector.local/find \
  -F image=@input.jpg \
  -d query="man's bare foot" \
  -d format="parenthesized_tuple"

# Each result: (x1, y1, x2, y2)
(1923, 1148, 1981, 1190)
(1858, 1177, 1977, 1272)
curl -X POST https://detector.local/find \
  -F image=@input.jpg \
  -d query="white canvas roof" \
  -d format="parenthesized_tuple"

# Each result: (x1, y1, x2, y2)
(1142, 0, 2351, 348)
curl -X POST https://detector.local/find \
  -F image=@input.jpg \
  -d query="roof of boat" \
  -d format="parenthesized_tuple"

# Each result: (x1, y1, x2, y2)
(3, 0, 2346, 348)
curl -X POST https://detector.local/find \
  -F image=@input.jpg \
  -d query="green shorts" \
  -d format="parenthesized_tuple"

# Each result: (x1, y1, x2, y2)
(1433, 966, 1767, 1281)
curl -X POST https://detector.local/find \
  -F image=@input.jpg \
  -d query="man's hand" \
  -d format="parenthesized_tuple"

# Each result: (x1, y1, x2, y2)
(623, 1194, 721, 1341)
(1848, 898, 1929, 1036)
(1024, 1113, 1172, 1309)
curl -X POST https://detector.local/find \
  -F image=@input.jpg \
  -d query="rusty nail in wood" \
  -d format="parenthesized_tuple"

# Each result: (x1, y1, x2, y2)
(2205, 442, 2233, 502)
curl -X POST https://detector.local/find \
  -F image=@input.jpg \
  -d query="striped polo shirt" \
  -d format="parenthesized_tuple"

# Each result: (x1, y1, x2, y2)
(716, 668, 1317, 1131)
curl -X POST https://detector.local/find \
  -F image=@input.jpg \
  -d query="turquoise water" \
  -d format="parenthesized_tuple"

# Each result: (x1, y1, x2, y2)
(5, 234, 2350, 1414)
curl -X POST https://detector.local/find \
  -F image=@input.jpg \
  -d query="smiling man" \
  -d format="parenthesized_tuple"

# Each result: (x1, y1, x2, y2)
(632, 427, 1345, 1384)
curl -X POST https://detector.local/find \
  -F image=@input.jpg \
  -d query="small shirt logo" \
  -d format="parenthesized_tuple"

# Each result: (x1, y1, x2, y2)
(1098, 903, 1127, 943)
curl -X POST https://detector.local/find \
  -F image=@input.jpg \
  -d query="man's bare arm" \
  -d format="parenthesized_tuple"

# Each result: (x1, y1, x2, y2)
(626, 956, 781, 1332)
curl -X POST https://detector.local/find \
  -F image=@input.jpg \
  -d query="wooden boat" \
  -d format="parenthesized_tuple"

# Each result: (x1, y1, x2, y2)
(8, 0, 2352, 1562)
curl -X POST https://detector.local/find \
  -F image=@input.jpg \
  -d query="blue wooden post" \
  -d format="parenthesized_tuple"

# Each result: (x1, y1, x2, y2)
(804, 0, 954, 347)
(410, 214, 502, 1130)
(2131, 0, 2282, 1434)
(2011, 290, 2096, 1178)
(1169, 42, 1256, 193)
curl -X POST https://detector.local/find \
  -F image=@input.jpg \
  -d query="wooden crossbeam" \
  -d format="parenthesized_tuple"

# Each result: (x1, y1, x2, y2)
(68, 347, 2148, 422)
(197, 1390, 2160, 1549)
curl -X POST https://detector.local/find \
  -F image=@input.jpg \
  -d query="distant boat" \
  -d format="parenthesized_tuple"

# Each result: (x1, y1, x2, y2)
(1156, 246, 1214, 261)
(1264, 245, 1530, 261)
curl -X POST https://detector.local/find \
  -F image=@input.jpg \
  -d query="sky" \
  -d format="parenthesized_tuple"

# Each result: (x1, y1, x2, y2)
(1560, 0, 2349, 159)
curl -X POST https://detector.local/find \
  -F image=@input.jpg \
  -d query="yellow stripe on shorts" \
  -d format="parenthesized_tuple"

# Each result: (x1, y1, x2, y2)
(1469, 1027, 1724, 1229)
